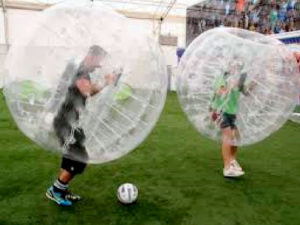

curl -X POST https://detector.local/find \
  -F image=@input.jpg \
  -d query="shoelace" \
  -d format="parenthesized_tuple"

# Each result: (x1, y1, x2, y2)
(64, 191, 81, 201)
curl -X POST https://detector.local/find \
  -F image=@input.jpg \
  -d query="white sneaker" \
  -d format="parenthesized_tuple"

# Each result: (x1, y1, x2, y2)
(230, 159, 243, 171)
(223, 165, 245, 178)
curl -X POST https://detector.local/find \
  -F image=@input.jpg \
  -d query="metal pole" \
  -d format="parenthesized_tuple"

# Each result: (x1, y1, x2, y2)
(1, 0, 9, 47)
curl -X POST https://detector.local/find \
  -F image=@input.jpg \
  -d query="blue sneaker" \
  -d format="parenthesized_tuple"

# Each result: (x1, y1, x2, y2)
(46, 186, 72, 206)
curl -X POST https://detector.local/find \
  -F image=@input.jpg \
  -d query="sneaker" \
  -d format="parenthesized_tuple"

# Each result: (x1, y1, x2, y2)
(230, 159, 243, 171)
(64, 190, 82, 202)
(46, 186, 72, 206)
(223, 165, 245, 178)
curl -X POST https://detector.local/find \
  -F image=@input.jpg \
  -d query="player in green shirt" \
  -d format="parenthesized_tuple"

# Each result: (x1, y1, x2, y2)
(211, 61, 255, 178)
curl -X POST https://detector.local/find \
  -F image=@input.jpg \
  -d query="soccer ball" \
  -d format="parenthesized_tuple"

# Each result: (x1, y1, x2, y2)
(117, 183, 138, 204)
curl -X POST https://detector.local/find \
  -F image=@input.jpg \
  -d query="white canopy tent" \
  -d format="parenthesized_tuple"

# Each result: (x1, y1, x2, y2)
(2, 0, 201, 17)
(0, 0, 202, 88)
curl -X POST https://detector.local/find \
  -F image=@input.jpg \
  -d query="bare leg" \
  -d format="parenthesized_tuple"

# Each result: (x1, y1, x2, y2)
(222, 127, 234, 169)
(231, 145, 238, 160)
(231, 128, 239, 161)
(59, 169, 73, 184)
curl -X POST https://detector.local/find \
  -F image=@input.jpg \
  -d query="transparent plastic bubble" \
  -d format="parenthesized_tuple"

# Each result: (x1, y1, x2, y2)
(4, 0, 167, 163)
(177, 27, 299, 146)
(287, 44, 300, 124)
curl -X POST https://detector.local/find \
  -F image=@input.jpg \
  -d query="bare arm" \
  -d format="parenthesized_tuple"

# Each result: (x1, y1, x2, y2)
(75, 78, 102, 97)
(75, 74, 116, 97)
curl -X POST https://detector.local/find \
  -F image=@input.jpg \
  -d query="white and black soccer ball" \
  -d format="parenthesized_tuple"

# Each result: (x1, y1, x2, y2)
(117, 183, 138, 204)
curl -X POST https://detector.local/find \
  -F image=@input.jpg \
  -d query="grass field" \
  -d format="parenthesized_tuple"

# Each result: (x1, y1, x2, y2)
(1, 91, 300, 225)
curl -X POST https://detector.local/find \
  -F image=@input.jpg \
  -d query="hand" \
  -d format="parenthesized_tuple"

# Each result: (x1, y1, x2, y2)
(211, 111, 220, 121)
(76, 78, 92, 97)
(104, 74, 116, 86)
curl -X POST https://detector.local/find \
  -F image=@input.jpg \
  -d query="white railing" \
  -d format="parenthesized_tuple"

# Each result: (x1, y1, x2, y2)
(270, 30, 300, 40)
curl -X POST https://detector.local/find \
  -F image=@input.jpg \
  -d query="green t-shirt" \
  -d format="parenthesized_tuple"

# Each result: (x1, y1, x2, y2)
(212, 74, 241, 115)
(224, 87, 240, 115)
(211, 75, 226, 111)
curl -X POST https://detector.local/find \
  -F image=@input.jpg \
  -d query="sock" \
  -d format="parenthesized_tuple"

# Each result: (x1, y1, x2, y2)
(53, 179, 69, 193)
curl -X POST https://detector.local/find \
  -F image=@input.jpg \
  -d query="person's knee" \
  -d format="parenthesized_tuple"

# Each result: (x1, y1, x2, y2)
(61, 157, 87, 176)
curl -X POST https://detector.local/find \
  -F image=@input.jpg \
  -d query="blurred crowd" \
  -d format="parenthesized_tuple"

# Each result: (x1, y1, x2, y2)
(187, 0, 300, 40)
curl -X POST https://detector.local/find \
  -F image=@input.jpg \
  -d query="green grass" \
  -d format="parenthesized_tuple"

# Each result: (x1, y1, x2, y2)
(1, 91, 300, 225)
(295, 105, 300, 113)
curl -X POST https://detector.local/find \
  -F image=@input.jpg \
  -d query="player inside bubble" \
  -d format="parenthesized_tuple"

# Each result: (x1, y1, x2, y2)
(288, 46, 300, 123)
(49, 45, 118, 163)
(209, 59, 257, 177)
(177, 28, 299, 178)
(4, 0, 167, 206)
(210, 61, 256, 136)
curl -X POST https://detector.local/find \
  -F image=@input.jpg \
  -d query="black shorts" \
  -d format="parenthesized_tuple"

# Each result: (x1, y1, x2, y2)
(61, 157, 87, 175)
(220, 113, 237, 129)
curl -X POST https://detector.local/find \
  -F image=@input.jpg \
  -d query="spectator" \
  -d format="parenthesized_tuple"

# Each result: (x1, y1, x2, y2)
(186, 0, 299, 46)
